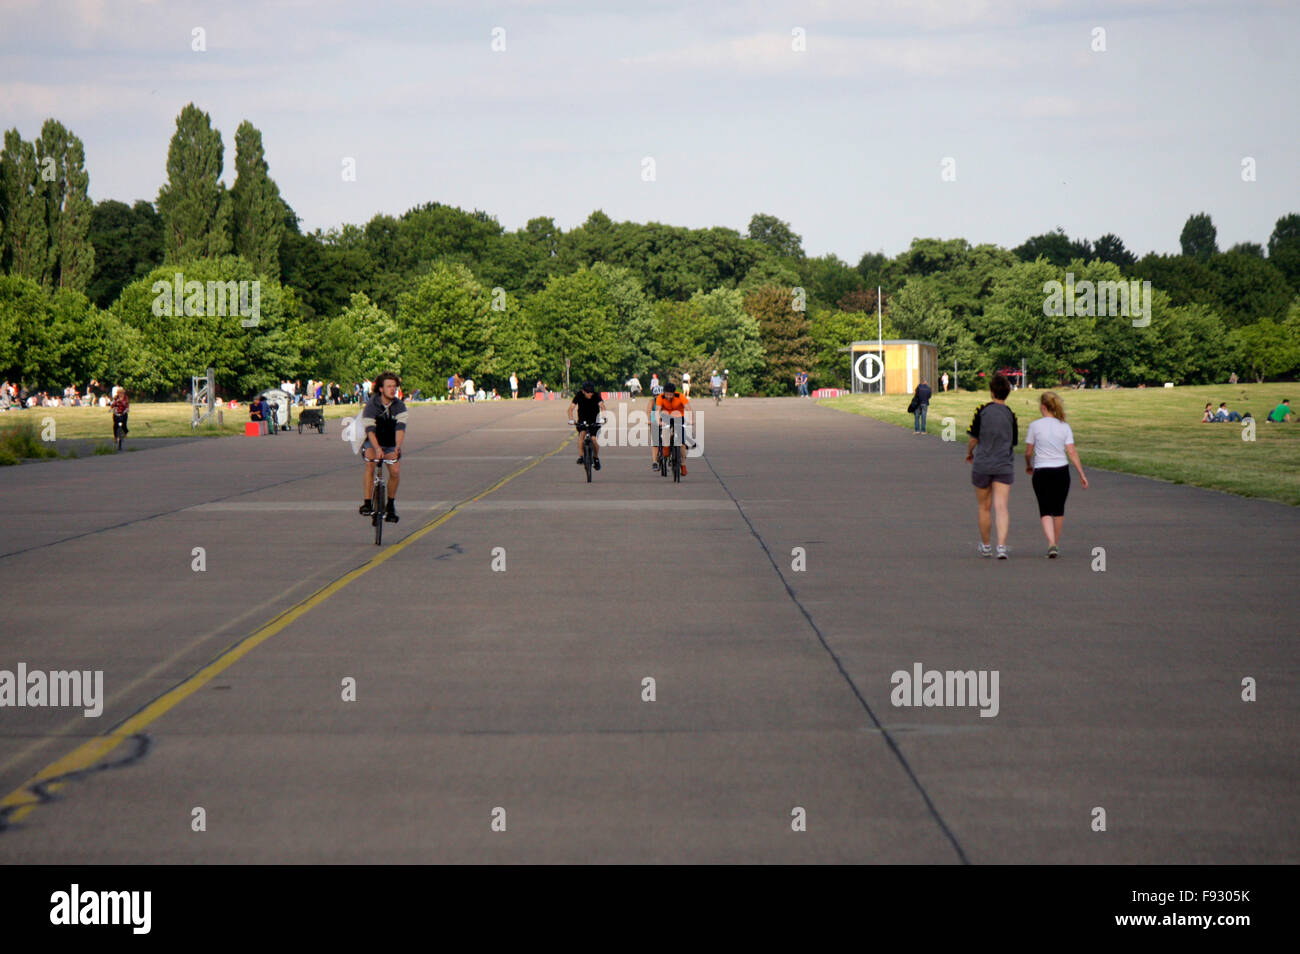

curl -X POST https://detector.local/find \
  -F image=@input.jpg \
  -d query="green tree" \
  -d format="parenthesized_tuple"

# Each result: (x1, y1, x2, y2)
(36, 120, 95, 292)
(480, 290, 542, 389)
(980, 260, 1100, 383)
(0, 273, 49, 383)
(318, 292, 402, 384)
(1014, 228, 1091, 266)
(280, 226, 376, 320)
(590, 262, 655, 380)
(87, 199, 164, 307)
(524, 267, 620, 389)
(799, 253, 863, 309)
(738, 257, 800, 293)
(1092, 233, 1136, 267)
(1267, 213, 1300, 290)
(690, 287, 763, 394)
(1230, 318, 1300, 383)
(0, 278, 159, 392)
(1131, 253, 1220, 310)
(157, 103, 232, 263)
(888, 276, 983, 375)
(1207, 250, 1293, 327)
(396, 263, 491, 391)
(112, 256, 302, 396)
(0, 129, 49, 281)
(1152, 302, 1229, 385)
(230, 121, 284, 277)
(808, 308, 896, 389)
(744, 285, 811, 395)
(746, 213, 804, 259)
(1179, 212, 1218, 259)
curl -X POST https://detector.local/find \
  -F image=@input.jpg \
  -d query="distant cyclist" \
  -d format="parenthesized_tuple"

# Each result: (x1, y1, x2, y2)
(359, 372, 408, 523)
(111, 387, 129, 437)
(710, 370, 723, 401)
(653, 382, 691, 476)
(569, 381, 606, 470)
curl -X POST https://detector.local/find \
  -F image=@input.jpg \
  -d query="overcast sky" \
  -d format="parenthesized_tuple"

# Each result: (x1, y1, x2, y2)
(2, 0, 1296, 262)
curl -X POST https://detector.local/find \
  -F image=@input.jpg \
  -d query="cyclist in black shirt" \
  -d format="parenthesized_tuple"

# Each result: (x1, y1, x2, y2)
(568, 381, 606, 471)
(359, 372, 408, 522)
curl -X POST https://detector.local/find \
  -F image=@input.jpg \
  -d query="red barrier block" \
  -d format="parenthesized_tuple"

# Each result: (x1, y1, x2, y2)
(244, 421, 265, 436)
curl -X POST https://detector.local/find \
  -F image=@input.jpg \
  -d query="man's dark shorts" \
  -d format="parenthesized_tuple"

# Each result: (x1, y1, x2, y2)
(971, 470, 1013, 488)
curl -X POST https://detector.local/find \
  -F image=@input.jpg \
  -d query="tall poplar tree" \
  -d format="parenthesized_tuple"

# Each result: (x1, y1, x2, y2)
(230, 120, 283, 276)
(0, 129, 50, 281)
(37, 119, 95, 291)
(157, 103, 231, 263)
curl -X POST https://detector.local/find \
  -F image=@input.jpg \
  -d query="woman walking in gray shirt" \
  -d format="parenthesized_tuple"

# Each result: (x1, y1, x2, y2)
(965, 373, 1018, 559)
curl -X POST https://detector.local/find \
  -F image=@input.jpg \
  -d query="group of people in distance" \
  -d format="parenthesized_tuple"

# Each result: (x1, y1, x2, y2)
(1, 379, 121, 410)
(446, 373, 503, 402)
(1203, 399, 1294, 423)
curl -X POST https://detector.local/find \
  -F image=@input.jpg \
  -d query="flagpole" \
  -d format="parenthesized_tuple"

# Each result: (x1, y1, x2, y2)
(877, 286, 883, 395)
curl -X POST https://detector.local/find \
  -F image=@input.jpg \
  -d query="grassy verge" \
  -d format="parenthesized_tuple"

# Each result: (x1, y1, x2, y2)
(0, 401, 390, 440)
(0, 421, 60, 465)
(820, 383, 1300, 506)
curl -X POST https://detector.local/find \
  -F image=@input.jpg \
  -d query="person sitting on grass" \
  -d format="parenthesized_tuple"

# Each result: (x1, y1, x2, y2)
(1217, 402, 1244, 423)
(1268, 399, 1294, 423)
(1202, 402, 1217, 423)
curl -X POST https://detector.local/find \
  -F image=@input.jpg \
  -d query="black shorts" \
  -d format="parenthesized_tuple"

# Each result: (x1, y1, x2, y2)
(1031, 466, 1070, 517)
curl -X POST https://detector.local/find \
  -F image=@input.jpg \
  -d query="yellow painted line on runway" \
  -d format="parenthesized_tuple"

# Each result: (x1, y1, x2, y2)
(0, 434, 573, 825)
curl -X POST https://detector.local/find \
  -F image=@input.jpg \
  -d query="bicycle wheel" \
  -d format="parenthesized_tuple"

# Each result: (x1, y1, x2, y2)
(584, 434, 593, 482)
(372, 481, 386, 546)
(659, 446, 667, 477)
(671, 443, 680, 482)
(116, 424, 123, 452)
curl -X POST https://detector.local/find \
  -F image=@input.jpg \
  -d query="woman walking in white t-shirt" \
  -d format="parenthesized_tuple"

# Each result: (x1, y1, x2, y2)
(1024, 391, 1088, 558)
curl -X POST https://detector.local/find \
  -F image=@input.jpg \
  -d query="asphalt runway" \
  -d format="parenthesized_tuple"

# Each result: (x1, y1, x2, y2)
(0, 397, 1296, 863)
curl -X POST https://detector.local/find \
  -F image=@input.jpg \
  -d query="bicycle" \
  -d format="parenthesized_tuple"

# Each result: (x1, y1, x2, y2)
(363, 451, 401, 546)
(658, 415, 683, 482)
(575, 418, 605, 482)
(112, 414, 127, 452)
(713, 385, 722, 406)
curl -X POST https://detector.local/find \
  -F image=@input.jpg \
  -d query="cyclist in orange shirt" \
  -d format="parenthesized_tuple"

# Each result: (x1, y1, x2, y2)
(653, 382, 691, 476)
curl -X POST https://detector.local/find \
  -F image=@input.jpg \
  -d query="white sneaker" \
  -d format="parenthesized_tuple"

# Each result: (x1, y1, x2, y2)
(978, 543, 992, 558)
(996, 545, 1009, 560)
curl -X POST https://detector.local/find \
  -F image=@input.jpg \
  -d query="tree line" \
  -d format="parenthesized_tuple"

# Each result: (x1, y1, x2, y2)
(3, 103, 1299, 399)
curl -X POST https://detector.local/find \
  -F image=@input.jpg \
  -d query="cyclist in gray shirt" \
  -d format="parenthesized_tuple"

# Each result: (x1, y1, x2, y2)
(965, 373, 1018, 559)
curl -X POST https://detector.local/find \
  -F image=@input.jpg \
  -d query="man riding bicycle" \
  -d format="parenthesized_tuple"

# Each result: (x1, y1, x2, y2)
(652, 382, 691, 476)
(359, 372, 408, 523)
(710, 370, 723, 400)
(569, 381, 606, 470)
(111, 388, 129, 437)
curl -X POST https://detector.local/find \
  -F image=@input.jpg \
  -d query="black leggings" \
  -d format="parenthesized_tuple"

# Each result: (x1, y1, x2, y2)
(1031, 466, 1070, 517)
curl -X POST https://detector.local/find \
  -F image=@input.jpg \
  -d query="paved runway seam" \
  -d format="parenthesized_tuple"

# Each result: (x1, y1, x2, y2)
(701, 453, 972, 865)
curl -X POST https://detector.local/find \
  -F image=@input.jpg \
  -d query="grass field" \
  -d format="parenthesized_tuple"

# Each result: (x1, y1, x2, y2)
(0, 400, 369, 442)
(821, 383, 1300, 506)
